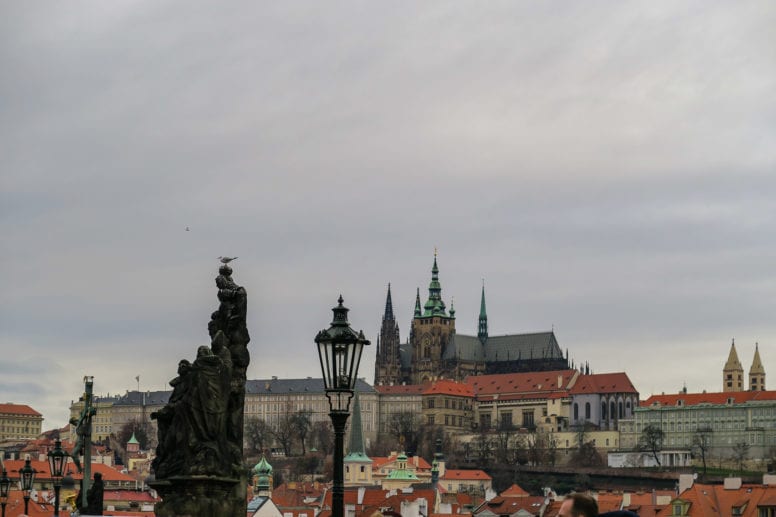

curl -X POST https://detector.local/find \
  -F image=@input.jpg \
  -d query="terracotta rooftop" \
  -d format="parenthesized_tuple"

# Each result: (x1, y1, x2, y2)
(569, 373, 638, 395)
(500, 484, 530, 497)
(0, 403, 42, 417)
(642, 390, 776, 408)
(656, 482, 776, 517)
(423, 379, 474, 397)
(466, 370, 578, 400)
(441, 469, 491, 481)
(475, 496, 545, 516)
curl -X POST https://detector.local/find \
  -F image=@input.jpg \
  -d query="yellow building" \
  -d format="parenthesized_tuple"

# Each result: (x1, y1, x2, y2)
(0, 403, 42, 441)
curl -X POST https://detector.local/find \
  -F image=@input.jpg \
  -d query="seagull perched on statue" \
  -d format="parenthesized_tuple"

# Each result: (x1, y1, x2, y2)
(218, 256, 238, 264)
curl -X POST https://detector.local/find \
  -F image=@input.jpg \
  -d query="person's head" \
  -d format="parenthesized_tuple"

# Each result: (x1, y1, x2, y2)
(559, 493, 598, 517)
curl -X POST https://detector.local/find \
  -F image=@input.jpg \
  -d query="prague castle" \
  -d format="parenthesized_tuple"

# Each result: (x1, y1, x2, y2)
(374, 253, 569, 386)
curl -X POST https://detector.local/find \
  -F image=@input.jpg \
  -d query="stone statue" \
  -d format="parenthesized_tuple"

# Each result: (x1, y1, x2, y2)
(77, 472, 104, 515)
(151, 263, 251, 516)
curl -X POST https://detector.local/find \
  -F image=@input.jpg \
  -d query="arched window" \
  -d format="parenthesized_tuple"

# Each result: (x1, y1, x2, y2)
(610, 401, 616, 420)
(601, 401, 607, 420)
(619, 401, 624, 418)
(574, 403, 579, 421)
(585, 402, 591, 419)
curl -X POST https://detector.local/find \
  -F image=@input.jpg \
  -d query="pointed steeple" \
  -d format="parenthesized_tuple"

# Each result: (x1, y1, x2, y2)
(384, 283, 395, 321)
(344, 392, 370, 462)
(723, 338, 744, 392)
(478, 281, 488, 344)
(423, 250, 447, 317)
(749, 342, 766, 391)
(414, 288, 422, 317)
(449, 297, 456, 319)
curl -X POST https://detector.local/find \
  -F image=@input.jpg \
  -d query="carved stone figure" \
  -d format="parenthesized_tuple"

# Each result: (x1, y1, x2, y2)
(151, 263, 250, 516)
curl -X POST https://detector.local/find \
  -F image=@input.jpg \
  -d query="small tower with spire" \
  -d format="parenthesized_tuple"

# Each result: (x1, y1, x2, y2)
(723, 339, 744, 392)
(749, 343, 766, 391)
(375, 283, 403, 386)
(343, 393, 373, 486)
(478, 281, 488, 344)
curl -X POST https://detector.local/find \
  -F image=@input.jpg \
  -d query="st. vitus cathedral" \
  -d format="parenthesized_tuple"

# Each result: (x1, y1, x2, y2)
(374, 253, 569, 386)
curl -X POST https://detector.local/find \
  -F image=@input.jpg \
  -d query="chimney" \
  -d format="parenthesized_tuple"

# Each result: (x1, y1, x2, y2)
(724, 478, 742, 490)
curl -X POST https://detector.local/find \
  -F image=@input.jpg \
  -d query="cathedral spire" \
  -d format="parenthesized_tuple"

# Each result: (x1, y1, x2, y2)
(478, 280, 488, 344)
(384, 283, 394, 321)
(414, 288, 422, 317)
(423, 250, 446, 317)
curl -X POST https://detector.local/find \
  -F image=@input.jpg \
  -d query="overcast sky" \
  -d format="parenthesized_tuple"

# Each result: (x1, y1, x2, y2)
(2, 1, 775, 429)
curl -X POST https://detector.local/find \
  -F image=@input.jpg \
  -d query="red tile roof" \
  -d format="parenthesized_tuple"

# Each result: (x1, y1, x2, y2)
(642, 390, 776, 407)
(500, 484, 530, 497)
(466, 370, 577, 401)
(568, 373, 638, 395)
(372, 453, 432, 470)
(441, 469, 491, 481)
(0, 403, 42, 416)
(424, 379, 474, 397)
(475, 495, 545, 516)
(656, 483, 776, 517)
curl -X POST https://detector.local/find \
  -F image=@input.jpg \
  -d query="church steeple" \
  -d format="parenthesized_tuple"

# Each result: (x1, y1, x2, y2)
(749, 342, 766, 391)
(414, 288, 422, 317)
(344, 392, 372, 486)
(423, 251, 447, 317)
(723, 339, 744, 392)
(384, 283, 394, 320)
(478, 281, 488, 344)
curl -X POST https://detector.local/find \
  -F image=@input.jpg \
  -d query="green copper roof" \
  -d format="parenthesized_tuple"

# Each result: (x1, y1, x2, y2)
(386, 453, 420, 480)
(253, 455, 273, 475)
(421, 252, 448, 318)
(127, 432, 139, 445)
(344, 392, 371, 463)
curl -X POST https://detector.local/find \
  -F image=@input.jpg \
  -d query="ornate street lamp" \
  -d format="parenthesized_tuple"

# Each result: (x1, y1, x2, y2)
(315, 296, 370, 517)
(48, 440, 68, 517)
(0, 468, 10, 517)
(19, 457, 35, 515)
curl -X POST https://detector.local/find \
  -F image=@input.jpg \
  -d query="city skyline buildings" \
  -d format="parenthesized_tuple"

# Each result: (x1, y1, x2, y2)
(2, 2, 774, 429)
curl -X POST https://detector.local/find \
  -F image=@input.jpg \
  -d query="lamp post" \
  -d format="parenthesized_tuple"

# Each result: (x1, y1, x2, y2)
(0, 468, 10, 517)
(48, 439, 68, 517)
(20, 457, 35, 515)
(315, 295, 370, 517)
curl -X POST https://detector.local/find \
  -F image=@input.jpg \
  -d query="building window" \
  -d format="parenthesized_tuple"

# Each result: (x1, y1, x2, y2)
(574, 403, 579, 420)
(585, 403, 591, 420)
(522, 411, 534, 428)
(480, 413, 491, 430)
(428, 415, 435, 425)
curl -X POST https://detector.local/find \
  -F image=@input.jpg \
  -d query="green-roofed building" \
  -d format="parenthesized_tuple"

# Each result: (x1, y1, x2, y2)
(344, 393, 373, 486)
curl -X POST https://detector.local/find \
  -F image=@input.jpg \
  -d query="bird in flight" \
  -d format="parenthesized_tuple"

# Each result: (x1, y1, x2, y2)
(218, 256, 238, 264)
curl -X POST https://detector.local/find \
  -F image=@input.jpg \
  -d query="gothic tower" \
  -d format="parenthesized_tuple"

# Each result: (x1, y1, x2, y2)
(723, 339, 744, 392)
(410, 252, 456, 384)
(375, 284, 402, 386)
(749, 342, 766, 391)
(478, 282, 488, 344)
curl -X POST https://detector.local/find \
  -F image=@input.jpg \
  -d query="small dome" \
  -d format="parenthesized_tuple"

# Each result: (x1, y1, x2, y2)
(253, 455, 273, 475)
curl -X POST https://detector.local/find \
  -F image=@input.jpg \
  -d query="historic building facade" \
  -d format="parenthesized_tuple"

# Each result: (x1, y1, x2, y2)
(723, 339, 766, 392)
(374, 254, 569, 386)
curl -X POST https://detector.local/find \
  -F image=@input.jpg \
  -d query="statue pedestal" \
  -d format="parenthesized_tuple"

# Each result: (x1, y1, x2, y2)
(151, 476, 246, 517)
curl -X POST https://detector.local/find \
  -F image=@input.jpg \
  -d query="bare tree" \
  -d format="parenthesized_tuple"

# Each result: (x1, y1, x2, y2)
(244, 416, 272, 455)
(290, 410, 312, 455)
(387, 411, 420, 449)
(310, 420, 333, 455)
(731, 441, 750, 474)
(691, 427, 713, 477)
(638, 424, 665, 466)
